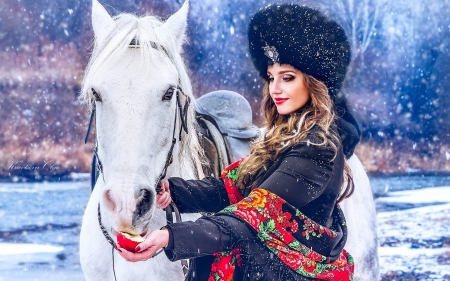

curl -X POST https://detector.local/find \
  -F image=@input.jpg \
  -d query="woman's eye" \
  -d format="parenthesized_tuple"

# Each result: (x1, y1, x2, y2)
(92, 88, 102, 102)
(283, 76, 294, 82)
(267, 77, 274, 83)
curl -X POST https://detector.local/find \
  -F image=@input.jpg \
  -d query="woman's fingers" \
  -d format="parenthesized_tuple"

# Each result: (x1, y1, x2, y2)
(160, 180, 170, 193)
(159, 192, 169, 203)
(156, 192, 171, 209)
(117, 231, 162, 262)
(156, 181, 172, 209)
(116, 244, 157, 262)
(160, 194, 172, 208)
(135, 230, 167, 254)
(117, 230, 169, 263)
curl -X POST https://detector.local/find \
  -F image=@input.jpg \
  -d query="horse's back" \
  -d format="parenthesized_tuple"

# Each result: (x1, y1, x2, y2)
(341, 154, 379, 281)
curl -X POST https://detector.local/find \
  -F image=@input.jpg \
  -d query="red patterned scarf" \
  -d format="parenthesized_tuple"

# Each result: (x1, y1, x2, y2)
(208, 158, 354, 281)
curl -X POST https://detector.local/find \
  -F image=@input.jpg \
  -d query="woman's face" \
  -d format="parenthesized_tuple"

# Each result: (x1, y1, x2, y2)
(267, 63, 310, 115)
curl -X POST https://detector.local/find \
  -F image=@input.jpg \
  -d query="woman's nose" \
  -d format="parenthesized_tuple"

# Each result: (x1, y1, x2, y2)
(270, 79, 282, 95)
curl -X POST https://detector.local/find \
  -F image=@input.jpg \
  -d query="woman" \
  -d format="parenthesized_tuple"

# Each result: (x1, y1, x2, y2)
(118, 4, 360, 281)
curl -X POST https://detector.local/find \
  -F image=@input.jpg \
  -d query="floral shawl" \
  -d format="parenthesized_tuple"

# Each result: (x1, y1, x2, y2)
(208, 158, 354, 281)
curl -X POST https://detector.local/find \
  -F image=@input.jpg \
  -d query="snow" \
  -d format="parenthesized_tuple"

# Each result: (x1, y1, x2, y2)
(379, 246, 450, 276)
(0, 180, 88, 193)
(377, 186, 450, 204)
(379, 246, 449, 257)
(377, 186, 450, 278)
(0, 243, 63, 256)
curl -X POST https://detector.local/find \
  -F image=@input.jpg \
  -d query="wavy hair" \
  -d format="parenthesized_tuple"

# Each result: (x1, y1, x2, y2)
(237, 74, 354, 202)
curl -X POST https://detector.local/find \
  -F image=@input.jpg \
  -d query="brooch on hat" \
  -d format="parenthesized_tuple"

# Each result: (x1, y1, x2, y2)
(263, 43, 279, 63)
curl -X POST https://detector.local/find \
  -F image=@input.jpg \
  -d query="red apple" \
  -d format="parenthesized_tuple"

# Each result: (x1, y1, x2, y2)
(117, 232, 145, 252)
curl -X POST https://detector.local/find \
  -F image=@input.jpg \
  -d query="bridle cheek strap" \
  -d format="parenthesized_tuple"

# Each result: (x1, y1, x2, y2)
(85, 107, 96, 144)
(84, 86, 190, 189)
(155, 87, 190, 193)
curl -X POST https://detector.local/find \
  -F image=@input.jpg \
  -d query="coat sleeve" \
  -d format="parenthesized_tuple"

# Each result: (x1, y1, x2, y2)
(168, 176, 230, 213)
(164, 215, 244, 261)
(258, 141, 337, 210)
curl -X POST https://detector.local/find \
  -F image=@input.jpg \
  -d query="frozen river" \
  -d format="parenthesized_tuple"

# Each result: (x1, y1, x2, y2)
(0, 175, 449, 280)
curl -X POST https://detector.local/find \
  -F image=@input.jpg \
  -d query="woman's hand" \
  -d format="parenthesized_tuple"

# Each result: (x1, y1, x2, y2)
(117, 229, 169, 262)
(156, 180, 172, 209)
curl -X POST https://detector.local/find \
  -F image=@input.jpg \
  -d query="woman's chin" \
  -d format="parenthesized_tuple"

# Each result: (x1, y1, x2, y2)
(276, 104, 307, 115)
(276, 107, 293, 115)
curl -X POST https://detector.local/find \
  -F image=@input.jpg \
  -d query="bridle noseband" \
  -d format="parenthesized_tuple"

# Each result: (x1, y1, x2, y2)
(84, 39, 190, 279)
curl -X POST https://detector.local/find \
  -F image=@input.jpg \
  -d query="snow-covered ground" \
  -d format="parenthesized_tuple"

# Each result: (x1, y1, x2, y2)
(0, 177, 449, 280)
(377, 186, 450, 280)
(0, 243, 64, 256)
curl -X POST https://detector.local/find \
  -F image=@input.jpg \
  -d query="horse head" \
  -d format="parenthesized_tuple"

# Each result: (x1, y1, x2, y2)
(80, 0, 199, 238)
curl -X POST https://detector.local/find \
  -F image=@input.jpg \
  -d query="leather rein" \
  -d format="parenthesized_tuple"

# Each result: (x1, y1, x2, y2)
(84, 40, 190, 279)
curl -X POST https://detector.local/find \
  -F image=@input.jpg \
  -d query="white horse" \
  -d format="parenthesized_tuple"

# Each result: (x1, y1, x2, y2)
(79, 1, 201, 280)
(79, 0, 379, 280)
(342, 156, 379, 280)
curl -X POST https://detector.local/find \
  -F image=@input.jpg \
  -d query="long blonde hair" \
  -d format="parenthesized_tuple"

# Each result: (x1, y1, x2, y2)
(237, 74, 354, 202)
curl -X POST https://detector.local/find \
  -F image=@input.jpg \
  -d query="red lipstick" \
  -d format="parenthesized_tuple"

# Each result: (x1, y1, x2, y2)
(274, 98, 288, 105)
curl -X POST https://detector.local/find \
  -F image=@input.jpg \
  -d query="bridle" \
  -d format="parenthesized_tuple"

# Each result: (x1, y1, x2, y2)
(84, 39, 190, 279)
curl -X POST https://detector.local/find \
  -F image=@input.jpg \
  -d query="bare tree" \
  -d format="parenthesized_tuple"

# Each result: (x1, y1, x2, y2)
(311, 0, 385, 62)
(335, 0, 382, 61)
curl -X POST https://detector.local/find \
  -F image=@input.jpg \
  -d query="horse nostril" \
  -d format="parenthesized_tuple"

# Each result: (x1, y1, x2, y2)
(103, 189, 116, 211)
(135, 189, 154, 218)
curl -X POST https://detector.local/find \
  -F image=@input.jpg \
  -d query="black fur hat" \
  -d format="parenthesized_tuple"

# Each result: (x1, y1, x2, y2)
(248, 4, 350, 97)
(248, 3, 361, 157)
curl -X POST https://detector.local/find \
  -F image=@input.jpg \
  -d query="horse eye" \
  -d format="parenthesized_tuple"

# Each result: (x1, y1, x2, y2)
(162, 87, 174, 101)
(92, 88, 102, 102)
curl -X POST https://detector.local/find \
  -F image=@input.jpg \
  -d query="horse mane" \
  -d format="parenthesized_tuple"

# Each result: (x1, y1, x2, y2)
(79, 12, 205, 179)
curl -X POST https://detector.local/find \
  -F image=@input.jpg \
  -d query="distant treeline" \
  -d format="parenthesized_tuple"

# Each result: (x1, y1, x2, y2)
(1, 0, 449, 177)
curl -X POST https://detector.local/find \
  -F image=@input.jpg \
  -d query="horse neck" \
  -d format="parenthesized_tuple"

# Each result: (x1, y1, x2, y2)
(171, 105, 204, 180)
(169, 55, 205, 180)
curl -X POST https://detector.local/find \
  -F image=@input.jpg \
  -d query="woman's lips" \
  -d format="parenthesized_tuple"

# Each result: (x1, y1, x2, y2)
(274, 98, 288, 105)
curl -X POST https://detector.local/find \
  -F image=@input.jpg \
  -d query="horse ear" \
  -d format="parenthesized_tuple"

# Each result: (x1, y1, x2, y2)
(92, 0, 115, 46)
(161, 0, 189, 52)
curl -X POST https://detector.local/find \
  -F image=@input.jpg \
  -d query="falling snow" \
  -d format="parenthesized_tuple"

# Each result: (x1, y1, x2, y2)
(0, 0, 449, 280)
